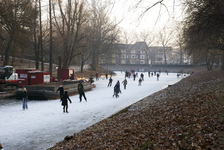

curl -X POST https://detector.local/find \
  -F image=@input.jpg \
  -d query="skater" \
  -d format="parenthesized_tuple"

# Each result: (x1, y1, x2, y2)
(96, 72, 99, 81)
(140, 73, 144, 81)
(138, 78, 142, 86)
(108, 77, 113, 87)
(105, 73, 108, 79)
(56, 84, 64, 101)
(113, 81, 121, 98)
(22, 87, 28, 110)
(61, 91, 72, 113)
(78, 81, 87, 102)
(148, 71, 150, 77)
(122, 78, 127, 89)
(151, 72, 153, 77)
(133, 73, 136, 81)
(157, 73, 160, 81)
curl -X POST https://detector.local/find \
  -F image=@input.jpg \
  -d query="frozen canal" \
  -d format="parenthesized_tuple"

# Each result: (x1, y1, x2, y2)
(0, 71, 187, 150)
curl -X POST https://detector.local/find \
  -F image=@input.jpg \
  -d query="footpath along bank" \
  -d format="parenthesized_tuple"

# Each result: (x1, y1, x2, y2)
(49, 70, 224, 150)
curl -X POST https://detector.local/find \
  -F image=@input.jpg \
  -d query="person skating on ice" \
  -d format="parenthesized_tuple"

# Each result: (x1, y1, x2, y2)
(108, 77, 113, 87)
(61, 91, 72, 113)
(78, 81, 87, 102)
(122, 78, 127, 89)
(56, 84, 64, 101)
(22, 87, 28, 110)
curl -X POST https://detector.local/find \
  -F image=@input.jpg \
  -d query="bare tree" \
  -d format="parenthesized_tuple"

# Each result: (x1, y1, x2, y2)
(139, 30, 155, 65)
(53, 0, 86, 69)
(183, 0, 224, 70)
(158, 27, 173, 65)
(88, 0, 120, 71)
(0, 0, 37, 66)
(39, 0, 44, 71)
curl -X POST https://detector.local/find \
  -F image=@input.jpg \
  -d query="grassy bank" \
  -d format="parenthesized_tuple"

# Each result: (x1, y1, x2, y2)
(49, 69, 224, 150)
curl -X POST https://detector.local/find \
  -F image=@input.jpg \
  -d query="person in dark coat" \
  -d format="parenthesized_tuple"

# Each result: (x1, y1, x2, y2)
(113, 81, 121, 97)
(133, 73, 136, 81)
(56, 84, 64, 101)
(157, 73, 160, 81)
(105, 73, 108, 79)
(108, 77, 113, 87)
(140, 73, 144, 81)
(138, 78, 142, 86)
(61, 91, 72, 113)
(78, 81, 87, 102)
(22, 87, 28, 110)
(122, 78, 127, 89)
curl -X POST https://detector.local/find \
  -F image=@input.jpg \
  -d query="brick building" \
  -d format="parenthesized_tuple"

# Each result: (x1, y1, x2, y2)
(111, 42, 150, 65)
(101, 41, 174, 65)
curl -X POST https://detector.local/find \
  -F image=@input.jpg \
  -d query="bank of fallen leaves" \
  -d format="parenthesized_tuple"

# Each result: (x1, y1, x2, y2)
(49, 70, 224, 150)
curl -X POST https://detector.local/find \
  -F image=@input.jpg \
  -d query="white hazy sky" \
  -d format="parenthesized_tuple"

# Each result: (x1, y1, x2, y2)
(42, 0, 184, 43)
(109, 0, 184, 36)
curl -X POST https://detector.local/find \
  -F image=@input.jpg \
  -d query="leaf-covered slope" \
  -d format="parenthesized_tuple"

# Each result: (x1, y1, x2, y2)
(49, 70, 224, 150)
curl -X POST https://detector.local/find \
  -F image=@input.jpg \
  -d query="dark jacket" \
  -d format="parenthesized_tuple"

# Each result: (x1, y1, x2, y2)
(57, 87, 64, 95)
(22, 91, 28, 100)
(78, 83, 84, 93)
(61, 93, 71, 106)
(122, 79, 127, 85)
(114, 83, 121, 93)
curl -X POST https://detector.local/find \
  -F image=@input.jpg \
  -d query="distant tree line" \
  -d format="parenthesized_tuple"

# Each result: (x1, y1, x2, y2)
(0, 0, 120, 74)
(182, 0, 224, 70)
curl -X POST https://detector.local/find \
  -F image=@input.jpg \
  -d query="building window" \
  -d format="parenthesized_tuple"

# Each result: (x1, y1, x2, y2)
(131, 55, 135, 59)
(140, 55, 145, 59)
(140, 60, 145, 64)
(131, 50, 135, 53)
(112, 59, 116, 63)
(121, 60, 126, 64)
(122, 54, 126, 58)
(131, 60, 135, 64)
(121, 50, 126, 53)
(117, 55, 119, 58)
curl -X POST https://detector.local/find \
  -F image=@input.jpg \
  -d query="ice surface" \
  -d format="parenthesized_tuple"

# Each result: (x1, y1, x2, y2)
(0, 71, 187, 150)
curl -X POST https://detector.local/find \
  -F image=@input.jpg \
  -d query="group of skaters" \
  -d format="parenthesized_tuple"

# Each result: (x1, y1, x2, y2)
(21, 81, 88, 113)
(103, 70, 162, 98)
(55, 81, 87, 113)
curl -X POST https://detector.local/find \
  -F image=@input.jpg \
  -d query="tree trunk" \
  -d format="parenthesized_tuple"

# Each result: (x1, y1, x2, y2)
(222, 51, 224, 71)
(39, 0, 44, 71)
(0, 39, 3, 61)
(3, 38, 12, 66)
(92, 50, 97, 71)
(34, 0, 39, 69)
(80, 52, 84, 73)
(49, 0, 53, 75)
(164, 52, 167, 65)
